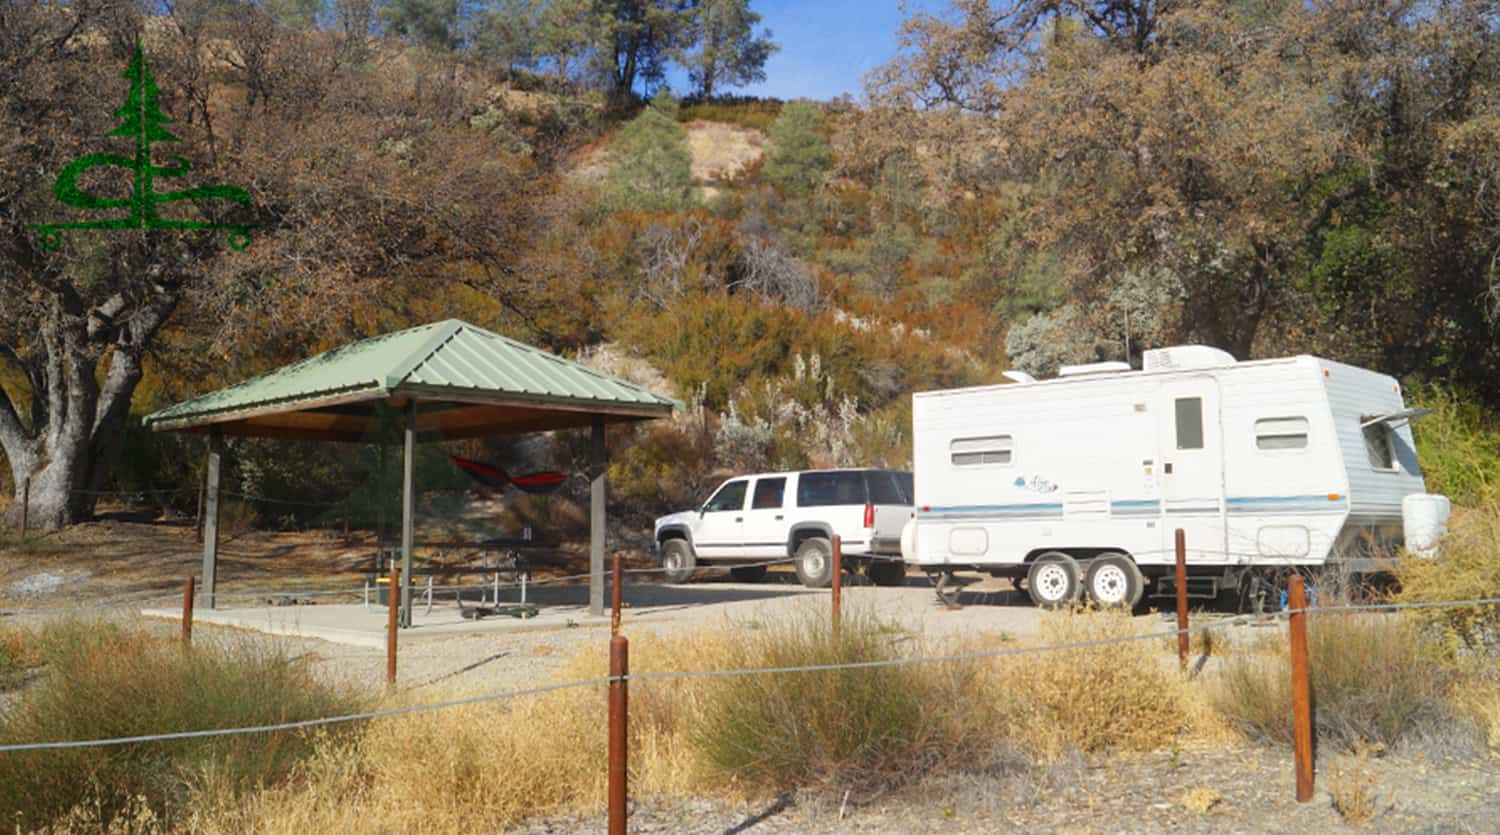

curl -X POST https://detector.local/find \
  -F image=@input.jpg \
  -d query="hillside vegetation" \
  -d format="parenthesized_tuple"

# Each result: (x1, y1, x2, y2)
(1, 0, 1496, 529)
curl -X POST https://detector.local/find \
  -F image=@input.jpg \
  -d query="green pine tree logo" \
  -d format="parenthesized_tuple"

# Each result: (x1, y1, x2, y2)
(32, 40, 254, 251)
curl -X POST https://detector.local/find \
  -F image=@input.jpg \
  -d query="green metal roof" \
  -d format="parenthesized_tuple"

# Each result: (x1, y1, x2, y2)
(144, 319, 677, 437)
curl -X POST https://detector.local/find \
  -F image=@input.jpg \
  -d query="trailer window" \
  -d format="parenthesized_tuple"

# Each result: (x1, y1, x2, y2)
(1363, 422, 1398, 471)
(1175, 398, 1204, 450)
(951, 435, 1013, 466)
(1255, 417, 1309, 450)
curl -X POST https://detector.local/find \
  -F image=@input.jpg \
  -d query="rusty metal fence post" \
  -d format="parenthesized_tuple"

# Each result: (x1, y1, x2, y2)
(608, 552, 629, 835)
(611, 552, 623, 635)
(1175, 528, 1189, 670)
(831, 535, 843, 639)
(1289, 574, 1314, 803)
(181, 576, 195, 651)
(386, 562, 399, 688)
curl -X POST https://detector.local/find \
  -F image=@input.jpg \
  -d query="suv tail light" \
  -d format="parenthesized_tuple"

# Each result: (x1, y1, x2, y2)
(863, 503, 874, 528)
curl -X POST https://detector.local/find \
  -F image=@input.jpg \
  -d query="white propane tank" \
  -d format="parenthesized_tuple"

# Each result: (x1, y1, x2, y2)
(900, 518, 917, 563)
(1402, 494, 1452, 558)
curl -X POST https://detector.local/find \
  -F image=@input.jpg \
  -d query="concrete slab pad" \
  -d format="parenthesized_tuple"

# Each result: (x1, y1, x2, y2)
(141, 574, 1060, 648)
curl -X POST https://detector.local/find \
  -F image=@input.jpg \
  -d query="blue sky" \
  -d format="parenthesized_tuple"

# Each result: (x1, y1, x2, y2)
(667, 1, 938, 102)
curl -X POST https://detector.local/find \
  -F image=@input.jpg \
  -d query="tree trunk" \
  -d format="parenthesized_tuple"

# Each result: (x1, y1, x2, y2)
(0, 296, 165, 531)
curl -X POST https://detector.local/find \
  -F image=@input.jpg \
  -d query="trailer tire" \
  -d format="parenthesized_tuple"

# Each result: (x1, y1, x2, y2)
(1026, 552, 1082, 608)
(729, 564, 768, 583)
(1084, 553, 1144, 609)
(660, 539, 697, 584)
(866, 558, 906, 587)
(794, 537, 834, 588)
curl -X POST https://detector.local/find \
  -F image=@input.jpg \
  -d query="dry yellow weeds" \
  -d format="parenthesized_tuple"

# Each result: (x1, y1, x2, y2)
(196, 609, 1239, 831)
(1328, 747, 1378, 826)
(1179, 786, 1222, 813)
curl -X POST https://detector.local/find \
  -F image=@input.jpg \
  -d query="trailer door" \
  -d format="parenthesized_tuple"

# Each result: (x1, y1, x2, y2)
(1159, 378, 1228, 563)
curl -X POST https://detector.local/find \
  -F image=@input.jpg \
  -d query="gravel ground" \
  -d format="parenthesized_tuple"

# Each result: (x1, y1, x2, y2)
(516, 747, 1500, 834)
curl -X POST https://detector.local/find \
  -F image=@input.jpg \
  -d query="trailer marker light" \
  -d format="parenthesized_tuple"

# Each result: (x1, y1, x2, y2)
(1328, 493, 1341, 501)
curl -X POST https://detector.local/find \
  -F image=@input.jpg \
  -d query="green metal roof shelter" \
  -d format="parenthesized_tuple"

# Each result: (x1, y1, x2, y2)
(145, 319, 677, 622)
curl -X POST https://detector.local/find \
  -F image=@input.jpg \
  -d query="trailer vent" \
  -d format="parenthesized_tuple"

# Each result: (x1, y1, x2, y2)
(1142, 345, 1236, 372)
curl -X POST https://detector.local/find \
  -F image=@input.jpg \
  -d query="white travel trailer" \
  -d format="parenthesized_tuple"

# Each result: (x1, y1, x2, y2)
(900, 346, 1446, 609)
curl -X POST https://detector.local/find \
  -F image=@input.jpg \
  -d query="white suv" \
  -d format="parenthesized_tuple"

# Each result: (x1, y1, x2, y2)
(652, 469, 915, 588)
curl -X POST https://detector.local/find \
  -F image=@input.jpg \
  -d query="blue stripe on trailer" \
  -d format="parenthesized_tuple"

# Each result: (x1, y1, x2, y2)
(918, 494, 1347, 520)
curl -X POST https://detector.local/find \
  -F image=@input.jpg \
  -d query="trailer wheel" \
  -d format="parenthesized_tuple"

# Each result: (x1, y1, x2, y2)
(1084, 553, 1144, 609)
(660, 539, 697, 584)
(1026, 552, 1082, 608)
(866, 558, 906, 587)
(794, 537, 834, 588)
(729, 564, 768, 583)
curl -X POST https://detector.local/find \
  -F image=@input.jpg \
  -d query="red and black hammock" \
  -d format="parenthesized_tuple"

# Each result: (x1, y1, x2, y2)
(450, 456, 567, 495)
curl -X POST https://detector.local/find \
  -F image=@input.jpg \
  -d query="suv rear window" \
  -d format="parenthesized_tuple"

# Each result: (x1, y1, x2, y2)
(895, 471, 913, 503)
(796, 471, 867, 507)
(864, 471, 910, 505)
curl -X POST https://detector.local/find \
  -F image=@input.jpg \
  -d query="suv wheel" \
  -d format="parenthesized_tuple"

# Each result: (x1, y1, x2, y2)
(1026, 552, 1081, 609)
(660, 539, 697, 584)
(866, 558, 906, 587)
(729, 564, 768, 583)
(794, 537, 834, 588)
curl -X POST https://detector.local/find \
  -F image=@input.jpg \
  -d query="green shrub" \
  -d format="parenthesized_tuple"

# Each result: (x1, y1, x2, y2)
(762, 100, 832, 196)
(0, 620, 367, 829)
(1408, 383, 1500, 506)
(692, 608, 956, 791)
(604, 89, 694, 212)
(1216, 614, 1471, 752)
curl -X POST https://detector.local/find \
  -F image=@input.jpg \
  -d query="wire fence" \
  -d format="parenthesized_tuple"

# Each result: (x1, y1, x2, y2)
(1, 595, 1496, 754)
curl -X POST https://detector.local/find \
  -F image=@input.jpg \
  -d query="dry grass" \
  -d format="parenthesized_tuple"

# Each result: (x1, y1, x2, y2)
(1328, 746, 1378, 826)
(978, 609, 1232, 759)
(197, 605, 1233, 831)
(0, 620, 365, 830)
(197, 627, 740, 833)
(1215, 613, 1472, 752)
(1397, 500, 1500, 654)
(1179, 786, 1222, 813)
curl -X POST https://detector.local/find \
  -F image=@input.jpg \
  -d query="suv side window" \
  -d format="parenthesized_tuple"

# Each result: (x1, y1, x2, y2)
(796, 471, 867, 507)
(751, 477, 786, 509)
(703, 480, 748, 512)
(864, 471, 906, 505)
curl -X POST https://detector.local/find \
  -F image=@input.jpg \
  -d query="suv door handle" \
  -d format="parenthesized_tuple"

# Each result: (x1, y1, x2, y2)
(775, 514, 783, 520)
(735, 516, 743, 522)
